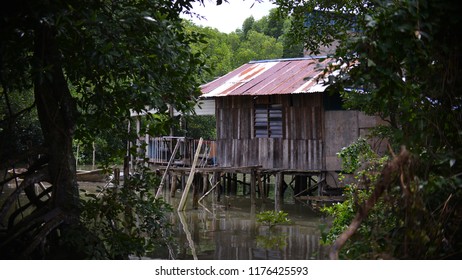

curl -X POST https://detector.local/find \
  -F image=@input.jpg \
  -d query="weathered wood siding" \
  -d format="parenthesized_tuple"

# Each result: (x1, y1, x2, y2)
(216, 94, 324, 170)
(324, 111, 384, 171)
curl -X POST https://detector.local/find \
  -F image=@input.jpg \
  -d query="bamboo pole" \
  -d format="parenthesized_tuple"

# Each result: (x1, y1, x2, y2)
(198, 179, 221, 203)
(177, 138, 203, 211)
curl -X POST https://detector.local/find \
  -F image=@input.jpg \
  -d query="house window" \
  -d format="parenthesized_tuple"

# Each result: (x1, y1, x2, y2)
(254, 104, 283, 138)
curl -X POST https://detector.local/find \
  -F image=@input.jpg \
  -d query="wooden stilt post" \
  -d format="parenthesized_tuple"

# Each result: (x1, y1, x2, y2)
(226, 173, 231, 195)
(275, 172, 283, 212)
(263, 175, 268, 198)
(217, 173, 222, 202)
(192, 173, 203, 209)
(178, 138, 203, 211)
(214, 171, 221, 202)
(318, 172, 324, 196)
(181, 171, 185, 191)
(257, 172, 264, 200)
(170, 173, 177, 197)
(202, 173, 209, 195)
(250, 168, 256, 206)
(294, 175, 307, 197)
(231, 173, 237, 195)
(242, 173, 247, 195)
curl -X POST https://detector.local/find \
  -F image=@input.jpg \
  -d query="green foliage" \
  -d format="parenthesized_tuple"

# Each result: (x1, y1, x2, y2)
(180, 115, 216, 140)
(0, 89, 43, 162)
(184, 7, 292, 83)
(242, 16, 256, 39)
(257, 210, 291, 228)
(322, 138, 462, 259)
(66, 164, 173, 259)
(321, 139, 394, 258)
(278, 0, 462, 259)
(234, 30, 283, 65)
(0, 0, 205, 259)
(337, 138, 377, 174)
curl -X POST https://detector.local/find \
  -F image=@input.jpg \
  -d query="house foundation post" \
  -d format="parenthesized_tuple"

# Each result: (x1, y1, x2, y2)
(275, 172, 283, 212)
(250, 168, 257, 206)
(170, 173, 177, 197)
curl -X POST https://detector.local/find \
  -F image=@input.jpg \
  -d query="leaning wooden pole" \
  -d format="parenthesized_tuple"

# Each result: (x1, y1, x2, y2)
(178, 138, 203, 211)
(155, 140, 180, 199)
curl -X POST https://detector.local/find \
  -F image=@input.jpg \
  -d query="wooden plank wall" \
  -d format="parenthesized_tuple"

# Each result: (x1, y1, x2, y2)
(216, 94, 324, 170)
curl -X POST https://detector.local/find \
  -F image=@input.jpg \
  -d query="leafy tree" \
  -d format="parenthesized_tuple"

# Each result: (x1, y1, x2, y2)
(280, 17, 304, 58)
(182, 115, 217, 140)
(239, 9, 302, 59)
(277, 0, 462, 259)
(234, 30, 283, 66)
(185, 22, 233, 81)
(0, 0, 206, 259)
(262, 8, 286, 39)
(185, 11, 286, 81)
(242, 15, 256, 39)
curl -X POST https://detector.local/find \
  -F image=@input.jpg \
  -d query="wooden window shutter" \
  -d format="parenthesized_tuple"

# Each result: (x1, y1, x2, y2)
(254, 104, 282, 138)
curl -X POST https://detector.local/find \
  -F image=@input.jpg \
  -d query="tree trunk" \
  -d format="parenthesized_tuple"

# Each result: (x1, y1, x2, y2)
(34, 23, 79, 213)
(0, 21, 81, 259)
(29, 22, 80, 256)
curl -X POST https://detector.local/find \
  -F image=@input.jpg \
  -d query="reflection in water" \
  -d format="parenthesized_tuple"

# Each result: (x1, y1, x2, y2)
(2, 179, 326, 259)
(155, 194, 327, 260)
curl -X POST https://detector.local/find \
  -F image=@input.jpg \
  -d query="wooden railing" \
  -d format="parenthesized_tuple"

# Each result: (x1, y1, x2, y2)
(146, 136, 216, 167)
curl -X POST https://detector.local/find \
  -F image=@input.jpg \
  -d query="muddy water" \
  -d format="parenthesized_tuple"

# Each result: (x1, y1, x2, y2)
(2, 178, 328, 260)
(155, 193, 327, 260)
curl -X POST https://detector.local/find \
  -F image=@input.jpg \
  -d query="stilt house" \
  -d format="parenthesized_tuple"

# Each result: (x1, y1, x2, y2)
(200, 57, 381, 188)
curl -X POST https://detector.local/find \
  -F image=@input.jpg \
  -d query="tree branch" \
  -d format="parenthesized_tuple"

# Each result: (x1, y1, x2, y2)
(0, 207, 64, 257)
(21, 208, 66, 258)
(8, 186, 52, 228)
(329, 147, 410, 259)
(0, 167, 49, 226)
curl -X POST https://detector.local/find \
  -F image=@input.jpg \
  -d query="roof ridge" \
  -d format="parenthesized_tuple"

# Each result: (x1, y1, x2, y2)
(248, 56, 328, 64)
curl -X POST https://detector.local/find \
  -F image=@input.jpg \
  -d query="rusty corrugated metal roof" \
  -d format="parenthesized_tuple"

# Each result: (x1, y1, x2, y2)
(200, 57, 331, 97)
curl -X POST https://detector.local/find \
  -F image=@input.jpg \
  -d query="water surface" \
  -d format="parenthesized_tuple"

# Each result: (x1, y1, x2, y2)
(157, 194, 327, 260)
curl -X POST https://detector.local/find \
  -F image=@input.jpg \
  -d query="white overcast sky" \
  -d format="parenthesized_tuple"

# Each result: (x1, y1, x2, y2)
(183, 0, 277, 33)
